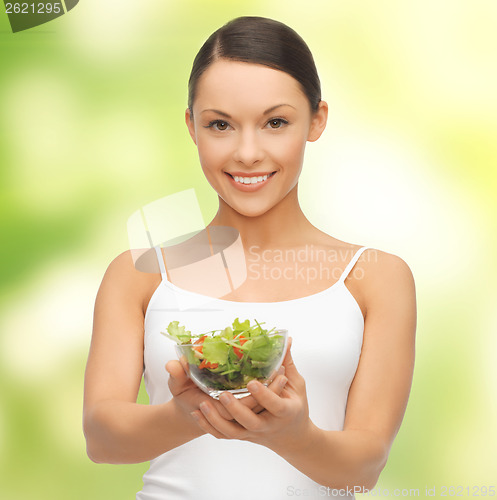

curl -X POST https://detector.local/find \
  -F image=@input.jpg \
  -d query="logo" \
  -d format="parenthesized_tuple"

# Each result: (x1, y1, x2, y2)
(4, 1, 79, 33)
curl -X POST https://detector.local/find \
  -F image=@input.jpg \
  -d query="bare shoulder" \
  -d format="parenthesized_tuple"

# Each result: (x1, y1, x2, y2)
(103, 249, 148, 286)
(100, 248, 162, 316)
(341, 246, 415, 320)
(359, 248, 417, 324)
(360, 248, 416, 295)
(312, 229, 415, 284)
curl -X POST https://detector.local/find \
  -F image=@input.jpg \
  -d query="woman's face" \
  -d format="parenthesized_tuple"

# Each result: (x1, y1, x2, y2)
(186, 59, 327, 218)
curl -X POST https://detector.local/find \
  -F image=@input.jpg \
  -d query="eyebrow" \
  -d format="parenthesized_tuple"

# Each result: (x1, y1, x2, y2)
(200, 104, 296, 118)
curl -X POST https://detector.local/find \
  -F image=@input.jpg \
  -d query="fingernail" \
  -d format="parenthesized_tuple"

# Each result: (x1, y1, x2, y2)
(248, 380, 260, 393)
(220, 392, 231, 405)
(279, 376, 288, 388)
(200, 402, 210, 415)
(190, 411, 199, 421)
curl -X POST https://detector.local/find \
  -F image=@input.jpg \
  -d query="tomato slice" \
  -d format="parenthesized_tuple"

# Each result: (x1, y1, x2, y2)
(199, 359, 219, 370)
(193, 335, 207, 355)
(233, 334, 248, 360)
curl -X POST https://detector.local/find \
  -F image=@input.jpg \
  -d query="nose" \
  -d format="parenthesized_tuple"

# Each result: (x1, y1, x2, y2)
(232, 128, 264, 166)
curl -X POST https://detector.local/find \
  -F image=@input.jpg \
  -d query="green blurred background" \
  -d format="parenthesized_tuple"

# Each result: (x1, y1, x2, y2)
(1, 0, 496, 498)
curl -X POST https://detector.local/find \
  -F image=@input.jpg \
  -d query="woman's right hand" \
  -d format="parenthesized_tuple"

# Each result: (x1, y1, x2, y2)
(166, 358, 286, 422)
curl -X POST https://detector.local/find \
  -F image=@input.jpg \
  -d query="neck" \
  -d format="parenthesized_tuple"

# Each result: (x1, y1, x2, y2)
(207, 185, 313, 251)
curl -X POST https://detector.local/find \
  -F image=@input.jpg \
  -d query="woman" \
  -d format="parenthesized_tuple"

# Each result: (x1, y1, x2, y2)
(83, 16, 417, 500)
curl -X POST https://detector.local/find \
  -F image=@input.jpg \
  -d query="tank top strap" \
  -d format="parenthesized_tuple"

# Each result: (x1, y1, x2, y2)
(153, 245, 168, 281)
(337, 246, 371, 284)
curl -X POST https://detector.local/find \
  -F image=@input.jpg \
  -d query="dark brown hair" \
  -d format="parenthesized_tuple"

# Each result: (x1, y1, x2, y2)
(188, 16, 321, 114)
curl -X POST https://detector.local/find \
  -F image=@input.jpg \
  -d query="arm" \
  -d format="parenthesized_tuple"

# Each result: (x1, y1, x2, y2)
(83, 250, 287, 464)
(83, 250, 204, 464)
(191, 251, 417, 490)
(277, 252, 417, 489)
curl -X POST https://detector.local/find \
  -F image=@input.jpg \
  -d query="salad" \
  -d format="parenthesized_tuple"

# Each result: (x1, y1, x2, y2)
(161, 318, 286, 391)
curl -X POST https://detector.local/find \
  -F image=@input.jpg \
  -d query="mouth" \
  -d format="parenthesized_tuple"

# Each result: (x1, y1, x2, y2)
(224, 171, 277, 185)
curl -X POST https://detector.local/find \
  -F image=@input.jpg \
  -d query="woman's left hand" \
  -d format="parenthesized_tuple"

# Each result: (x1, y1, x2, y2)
(190, 337, 313, 453)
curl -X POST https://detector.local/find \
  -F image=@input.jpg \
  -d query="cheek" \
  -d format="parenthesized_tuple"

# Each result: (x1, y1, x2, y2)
(272, 130, 307, 167)
(196, 137, 231, 172)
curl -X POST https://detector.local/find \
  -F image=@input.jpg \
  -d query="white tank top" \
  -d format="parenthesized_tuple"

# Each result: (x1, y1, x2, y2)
(136, 246, 371, 500)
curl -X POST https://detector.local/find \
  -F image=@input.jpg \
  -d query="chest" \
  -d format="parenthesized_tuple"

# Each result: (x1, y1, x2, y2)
(143, 283, 364, 428)
(218, 269, 366, 319)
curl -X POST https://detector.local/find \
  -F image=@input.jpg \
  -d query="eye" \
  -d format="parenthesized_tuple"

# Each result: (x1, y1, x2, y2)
(267, 118, 288, 129)
(215, 121, 229, 131)
(205, 120, 231, 131)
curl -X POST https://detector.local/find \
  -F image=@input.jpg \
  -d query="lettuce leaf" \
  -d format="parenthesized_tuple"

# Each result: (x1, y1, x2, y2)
(246, 334, 273, 361)
(160, 321, 192, 344)
(161, 319, 284, 391)
(202, 336, 229, 365)
(232, 317, 251, 332)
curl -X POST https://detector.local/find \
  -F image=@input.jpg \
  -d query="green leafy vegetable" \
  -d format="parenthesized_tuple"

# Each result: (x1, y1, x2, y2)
(160, 318, 286, 391)
(161, 321, 192, 344)
(202, 336, 229, 365)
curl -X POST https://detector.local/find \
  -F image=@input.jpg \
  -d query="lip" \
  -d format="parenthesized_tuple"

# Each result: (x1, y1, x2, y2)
(224, 171, 277, 192)
(226, 171, 275, 177)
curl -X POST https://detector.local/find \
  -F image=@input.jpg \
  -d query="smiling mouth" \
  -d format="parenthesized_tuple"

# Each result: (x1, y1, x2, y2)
(225, 171, 277, 185)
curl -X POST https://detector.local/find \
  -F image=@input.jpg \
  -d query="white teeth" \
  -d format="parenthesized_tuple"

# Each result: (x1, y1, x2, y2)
(231, 173, 273, 184)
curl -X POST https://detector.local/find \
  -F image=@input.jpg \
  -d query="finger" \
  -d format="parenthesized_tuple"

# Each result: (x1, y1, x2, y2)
(206, 398, 233, 420)
(198, 400, 249, 439)
(268, 372, 288, 393)
(281, 337, 302, 382)
(283, 336, 293, 365)
(240, 396, 266, 415)
(244, 376, 289, 418)
(206, 397, 238, 421)
(217, 391, 270, 432)
(249, 372, 288, 414)
(190, 410, 226, 440)
(166, 360, 196, 396)
(281, 342, 307, 395)
(262, 365, 286, 394)
(167, 361, 241, 420)
(241, 368, 286, 404)
(286, 336, 293, 352)
(166, 359, 186, 378)
(218, 378, 290, 431)
(265, 364, 285, 384)
(179, 355, 190, 374)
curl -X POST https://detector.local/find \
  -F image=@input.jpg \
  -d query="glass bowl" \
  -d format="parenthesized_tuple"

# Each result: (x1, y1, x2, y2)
(175, 328, 288, 399)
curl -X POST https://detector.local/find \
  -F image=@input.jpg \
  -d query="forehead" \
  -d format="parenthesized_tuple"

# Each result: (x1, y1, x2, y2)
(193, 59, 308, 112)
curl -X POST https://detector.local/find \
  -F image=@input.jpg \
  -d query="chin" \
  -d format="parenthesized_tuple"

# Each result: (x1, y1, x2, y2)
(224, 197, 275, 218)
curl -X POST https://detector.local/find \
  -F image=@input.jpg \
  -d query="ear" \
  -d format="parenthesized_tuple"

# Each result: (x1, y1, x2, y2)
(185, 108, 197, 145)
(307, 100, 328, 142)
